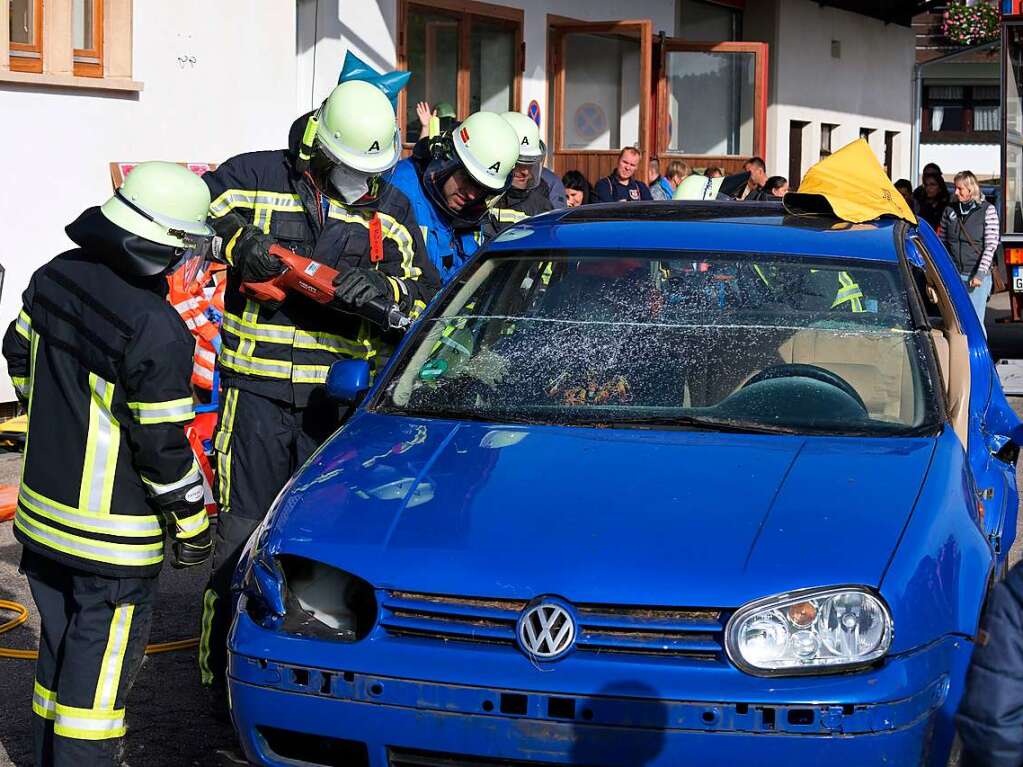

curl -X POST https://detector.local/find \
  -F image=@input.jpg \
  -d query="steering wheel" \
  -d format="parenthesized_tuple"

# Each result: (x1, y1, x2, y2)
(742, 363, 867, 413)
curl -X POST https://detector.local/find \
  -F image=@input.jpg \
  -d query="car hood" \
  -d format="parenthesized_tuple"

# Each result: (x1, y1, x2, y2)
(271, 413, 937, 607)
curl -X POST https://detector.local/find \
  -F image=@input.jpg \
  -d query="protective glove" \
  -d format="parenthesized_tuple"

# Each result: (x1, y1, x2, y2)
(169, 497, 212, 569)
(232, 226, 283, 284)
(172, 525, 212, 569)
(332, 267, 393, 309)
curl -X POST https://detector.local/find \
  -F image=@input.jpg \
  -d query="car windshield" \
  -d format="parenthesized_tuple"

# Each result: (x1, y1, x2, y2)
(377, 251, 942, 435)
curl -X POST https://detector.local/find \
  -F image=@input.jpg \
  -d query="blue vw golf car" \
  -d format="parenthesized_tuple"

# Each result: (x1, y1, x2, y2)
(228, 201, 1022, 766)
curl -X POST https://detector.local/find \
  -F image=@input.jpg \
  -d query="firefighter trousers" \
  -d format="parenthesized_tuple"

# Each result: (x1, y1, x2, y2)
(199, 387, 339, 689)
(20, 548, 156, 767)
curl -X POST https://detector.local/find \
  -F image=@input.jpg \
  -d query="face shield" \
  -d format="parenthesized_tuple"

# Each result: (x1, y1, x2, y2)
(423, 155, 506, 228)
(115, 189, 215, 281)
(511, 138, 546, 191)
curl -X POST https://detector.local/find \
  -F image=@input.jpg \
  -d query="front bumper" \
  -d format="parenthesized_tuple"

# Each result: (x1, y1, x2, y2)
(228, 618, 973, 767)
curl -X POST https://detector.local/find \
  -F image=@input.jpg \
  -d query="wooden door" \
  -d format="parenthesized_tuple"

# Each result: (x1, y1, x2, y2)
(655, 40, 768, 173)
(548, 20, 653, 183)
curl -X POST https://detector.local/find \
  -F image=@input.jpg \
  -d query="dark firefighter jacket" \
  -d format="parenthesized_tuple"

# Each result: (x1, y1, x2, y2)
(203, 115, 440, 407)
(2, 210, 203, 578)
(486, 181, 555, 237)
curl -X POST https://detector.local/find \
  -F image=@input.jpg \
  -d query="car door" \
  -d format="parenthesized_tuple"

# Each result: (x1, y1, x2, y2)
(912, 225, 1022, 567)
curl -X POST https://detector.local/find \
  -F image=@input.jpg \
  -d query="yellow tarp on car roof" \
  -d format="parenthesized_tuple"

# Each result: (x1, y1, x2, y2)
(784, 138, 917, 225)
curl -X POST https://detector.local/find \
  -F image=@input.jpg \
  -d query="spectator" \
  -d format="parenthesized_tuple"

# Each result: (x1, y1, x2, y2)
(940, 170, 999, 330)
(894, 178, 918, 215)
(647, 157, 675, 200)
(704, 166, 724, 178)
(764, 176, 788, 197)
(593, 147, 653, 203)
(664, 160, 691, 194)
(562, 170, 591, 208)
(542, 167, 568, 209)
(913, 162, 943, 206)
(740, 157, 768, 199)
(917, 172, 950, 231)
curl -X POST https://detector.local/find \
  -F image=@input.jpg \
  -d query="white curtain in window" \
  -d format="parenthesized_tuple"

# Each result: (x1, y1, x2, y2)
(974, 106, 1000, 131)
(931, 106, 944, 132)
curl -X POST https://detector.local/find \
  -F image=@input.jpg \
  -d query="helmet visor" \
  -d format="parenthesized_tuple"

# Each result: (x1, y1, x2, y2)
(114, 189, 214, 242)
(424, 156, 505, 228)
(510, 157, 543, 191)
(317, 126, 401, 175)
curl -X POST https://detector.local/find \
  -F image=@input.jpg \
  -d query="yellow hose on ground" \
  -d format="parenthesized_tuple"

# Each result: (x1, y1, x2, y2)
(0, 599, 198, 660)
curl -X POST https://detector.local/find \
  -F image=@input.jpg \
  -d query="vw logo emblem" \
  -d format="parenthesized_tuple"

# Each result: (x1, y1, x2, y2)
(517, 599, 576, 660)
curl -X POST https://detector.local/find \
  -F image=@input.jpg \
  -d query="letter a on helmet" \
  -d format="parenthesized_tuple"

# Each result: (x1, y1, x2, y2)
(451, 112, 520, 191)
(315, 80, 401, 174)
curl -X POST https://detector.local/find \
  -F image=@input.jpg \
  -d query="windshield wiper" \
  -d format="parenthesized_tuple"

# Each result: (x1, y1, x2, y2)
(596, 414, 800, 434)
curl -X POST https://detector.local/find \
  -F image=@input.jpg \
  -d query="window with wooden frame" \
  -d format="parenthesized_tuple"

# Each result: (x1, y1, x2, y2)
(73, 0, 104, 77)
(922, 83, 1000, 142)
(9, 0, 43, 73)
(397, 0, 523, 146)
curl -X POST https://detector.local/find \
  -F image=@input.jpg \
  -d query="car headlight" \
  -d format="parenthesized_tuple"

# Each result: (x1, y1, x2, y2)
(242, 554, 378, 641)
(278, 556, 377, 642)
(725, 587, 893, 675)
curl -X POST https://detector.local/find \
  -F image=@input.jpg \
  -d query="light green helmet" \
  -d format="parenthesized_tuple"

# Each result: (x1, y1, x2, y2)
(315, 80, 400, 174)
(501, 111, 546, 161)
(451, 111, 521, 191)
(673, 174, 724, 201)
(100, 161, 213, 248)
(434, 102, 456, 120)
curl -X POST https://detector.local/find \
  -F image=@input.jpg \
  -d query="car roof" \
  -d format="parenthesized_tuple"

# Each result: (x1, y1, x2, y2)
(487, 200, 904, 264)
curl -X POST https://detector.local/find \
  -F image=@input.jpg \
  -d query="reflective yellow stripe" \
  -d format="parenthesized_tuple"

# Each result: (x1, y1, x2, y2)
(386, 276, 402, 303)
(15, 309, 31, 341)
(127, 397, 194, 425)
(198, 589, 217, 686)
(21, 332, 40, 487)
(327, 205, 420, 282)
(222, 313, 295, 344)
(493, 208, 528, 224)
(293, 329, 369, 355)
(220, 348, 292, 379)
(54, 704, 126, 741)
(94, 605, 134, 710)
(32, 680, 56, 720)
(214, 388, 239, 455)
(209, 189, 257, 218)
(224, 227, 243, 266)
(79, 373, 120, 515)
(14, 512, 163, 567)
(20, 484, 162, 538)
(175, 509, 209, 538)
(11, 375, 28, 397)
(292, 364, 331, 384)
(141, 459, 201, 498)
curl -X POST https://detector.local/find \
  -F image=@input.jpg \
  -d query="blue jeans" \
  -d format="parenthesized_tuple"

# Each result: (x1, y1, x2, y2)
(961, 273, 992, 335)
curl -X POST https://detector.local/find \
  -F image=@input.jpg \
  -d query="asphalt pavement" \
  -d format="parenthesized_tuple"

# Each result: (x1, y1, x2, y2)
(1, 386, 1023, 765)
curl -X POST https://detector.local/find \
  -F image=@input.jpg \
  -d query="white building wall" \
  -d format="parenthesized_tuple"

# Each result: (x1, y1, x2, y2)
(0, 1, 297, 401)
(745, 0, 914, 184)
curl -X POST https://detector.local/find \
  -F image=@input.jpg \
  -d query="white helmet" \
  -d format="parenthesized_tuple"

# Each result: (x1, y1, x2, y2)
(314, 80, 401, 175)
(451, 112, 521, 191)
(501, 111, 546, 190)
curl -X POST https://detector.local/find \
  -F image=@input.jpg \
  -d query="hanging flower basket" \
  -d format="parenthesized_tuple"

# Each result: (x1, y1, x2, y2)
(943, 1, 1000, 46)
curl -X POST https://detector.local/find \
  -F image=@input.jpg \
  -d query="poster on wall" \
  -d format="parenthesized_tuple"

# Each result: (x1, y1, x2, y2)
(109, 162, 217, 190)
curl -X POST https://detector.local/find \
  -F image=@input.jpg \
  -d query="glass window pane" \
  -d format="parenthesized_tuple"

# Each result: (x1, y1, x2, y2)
(1008, 28, 1023, 233)
(666, 50, 755, 156)
(470, 22, 514, 114)
(927, 85, 964, 101)
(9, 0, 35, 45)
(73, 0, 94, 51)
(973, 85, 1000, 102)
(563, 33, 641, 150)
(678, 0, 738, 41)
(974, 105, 1000, 132)
(405, 10, 459, 144)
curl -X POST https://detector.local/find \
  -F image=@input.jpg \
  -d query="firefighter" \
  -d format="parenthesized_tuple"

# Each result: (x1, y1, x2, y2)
(390, 110, 520, 283)
(486, 111, 554, 235)
(3, 161, 213, 767)
(197, 79, 440, 702)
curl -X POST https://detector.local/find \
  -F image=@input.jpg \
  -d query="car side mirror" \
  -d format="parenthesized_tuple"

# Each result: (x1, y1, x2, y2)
(326, 359, 371, 404)
(987, 433, 1020, 465)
